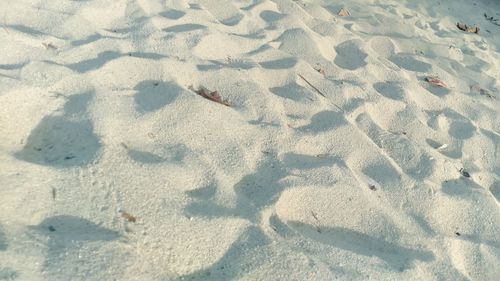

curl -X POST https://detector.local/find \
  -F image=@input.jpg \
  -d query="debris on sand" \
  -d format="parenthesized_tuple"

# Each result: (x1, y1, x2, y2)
(484, 13, 500, 26)
(190, 86, 230, 106)
(459, 168, 471, 178)
(470, 84, 494, 99)
(119, 210, 137, 223)
(457, 23, 479, 34)
(425, 76, 447, 88)
(338, 8, 350, 17)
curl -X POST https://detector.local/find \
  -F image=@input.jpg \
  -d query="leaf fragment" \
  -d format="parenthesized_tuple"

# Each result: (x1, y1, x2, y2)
(191, 86, 230, 106)
(338, 8, 350, 17)
(425, 76, 447, 88)
(457, 23, 479, 34)
(120, 211, 137, 223)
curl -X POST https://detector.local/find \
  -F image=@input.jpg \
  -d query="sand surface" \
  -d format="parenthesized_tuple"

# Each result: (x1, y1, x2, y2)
(1, 0, 499, 280)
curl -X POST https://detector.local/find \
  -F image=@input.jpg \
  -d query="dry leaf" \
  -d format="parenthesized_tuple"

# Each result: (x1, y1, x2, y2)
(457, 23, 479, 34)
(425, 76, 447, 88)
(192, 86, 230, 106)
(315, 68, 326, 76)
(120, 211, 137, 223)
(338, 8, 350, 17)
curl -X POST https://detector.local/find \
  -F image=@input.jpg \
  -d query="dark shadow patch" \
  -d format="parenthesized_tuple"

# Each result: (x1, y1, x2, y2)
(50, 51, 166, 73)
(183, 201, 240, 219)
(445, 112, 476, 140)
(0, 225, 7, 251)
(281, 153, 345, 170)
(361, 160, 402, 187)
(32, 215, 123, 281)
(409, 214, 436, 236)
(259, 58, 297, 69)
(233, 155, 288, 210)
(133, 80, 182, 113)
(159, 9, 186, 20)
(490, 180, 500, 202)
(269, 82, 311, 101)
(189, 3, 202, 10)
(356, 113, 434, 180)
(163, 24, 206, 33)
(178, 226, 270, 281)
(65, 51, 121, 72)
(334, 40, 367, 70)
(0, 267, 18, 280)
(297, 110, 347, 133)
(290, 222, 434, 271)
(196, 64, 221, 71)
(425, 138, 462, 158)
(441, 179, 485, 198)
(260, 10, 286, 22)
(0, 62, 26, 70)
(425, 138, 444, 149)
(71, 33, 103, 47)
(34, 215, 120, 241)
(128, 52, 166, 60)
(221, 14, 244, 26)
(421, 83, 451, 97)
(184, 152, 289, 221)
(229, 31, 265, 39)
(14, 92, 101, 167)
(246, 44, 272, 56)
(186, 183, 217, 199)
(389, 54, 431, 72)
(343, 97, 365, 112)
(247, 117, 280, 127)
(6, 24, 46, 36)
(206, 59, 257, 70)
(128, 150, 165, 164)
(373, 82, 405, 100)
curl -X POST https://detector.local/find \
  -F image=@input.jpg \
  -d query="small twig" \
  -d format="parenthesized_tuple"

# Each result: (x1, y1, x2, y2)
(297, 73, 344, 112)
(310, 210, 322, 233)
(298, 74, 325, 97)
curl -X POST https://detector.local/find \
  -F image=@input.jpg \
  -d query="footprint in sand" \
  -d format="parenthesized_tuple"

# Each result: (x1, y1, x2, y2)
(0, 225, 6, 251)
(133, 80, 183, 113)
(334, 40, 368, 70)
(388, 54, 432, 72)
(275, 186, 435, 271)
(373, 81, 406, 101)
(15, 92, 101, 167)
(31, 215, 127, 281)
(196, 0, 244, 26)
(159, 9, 186, 20)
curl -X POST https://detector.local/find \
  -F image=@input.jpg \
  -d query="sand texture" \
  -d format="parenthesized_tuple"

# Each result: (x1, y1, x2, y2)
(0, 0, 499, 280)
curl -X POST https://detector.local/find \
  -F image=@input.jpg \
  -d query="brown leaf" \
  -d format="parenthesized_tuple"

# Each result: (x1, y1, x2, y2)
(338, 8, 350, 17)
(315, 68, 326, 76)
(457, 23, 479, 34)
(192, 86, 230, 106)
(120, 211, 137, 223)
(425, 76, 447, 88)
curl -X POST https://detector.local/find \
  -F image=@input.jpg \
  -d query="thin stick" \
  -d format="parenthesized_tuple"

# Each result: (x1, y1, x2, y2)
(297, 73, 344, 112)
(298, 74, 325, 97)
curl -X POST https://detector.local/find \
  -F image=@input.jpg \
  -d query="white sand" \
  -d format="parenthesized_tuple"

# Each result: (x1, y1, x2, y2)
(1, 0, 499, 280)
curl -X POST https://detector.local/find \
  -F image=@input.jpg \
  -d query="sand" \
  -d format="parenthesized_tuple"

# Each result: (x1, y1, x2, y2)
(0, 0, 499, 280)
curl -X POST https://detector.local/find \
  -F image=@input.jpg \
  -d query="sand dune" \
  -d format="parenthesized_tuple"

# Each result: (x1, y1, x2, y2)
(0, 0, 499, 280)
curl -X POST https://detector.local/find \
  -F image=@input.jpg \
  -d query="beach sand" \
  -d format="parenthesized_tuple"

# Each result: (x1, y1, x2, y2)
(0, 0, 499, 280)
